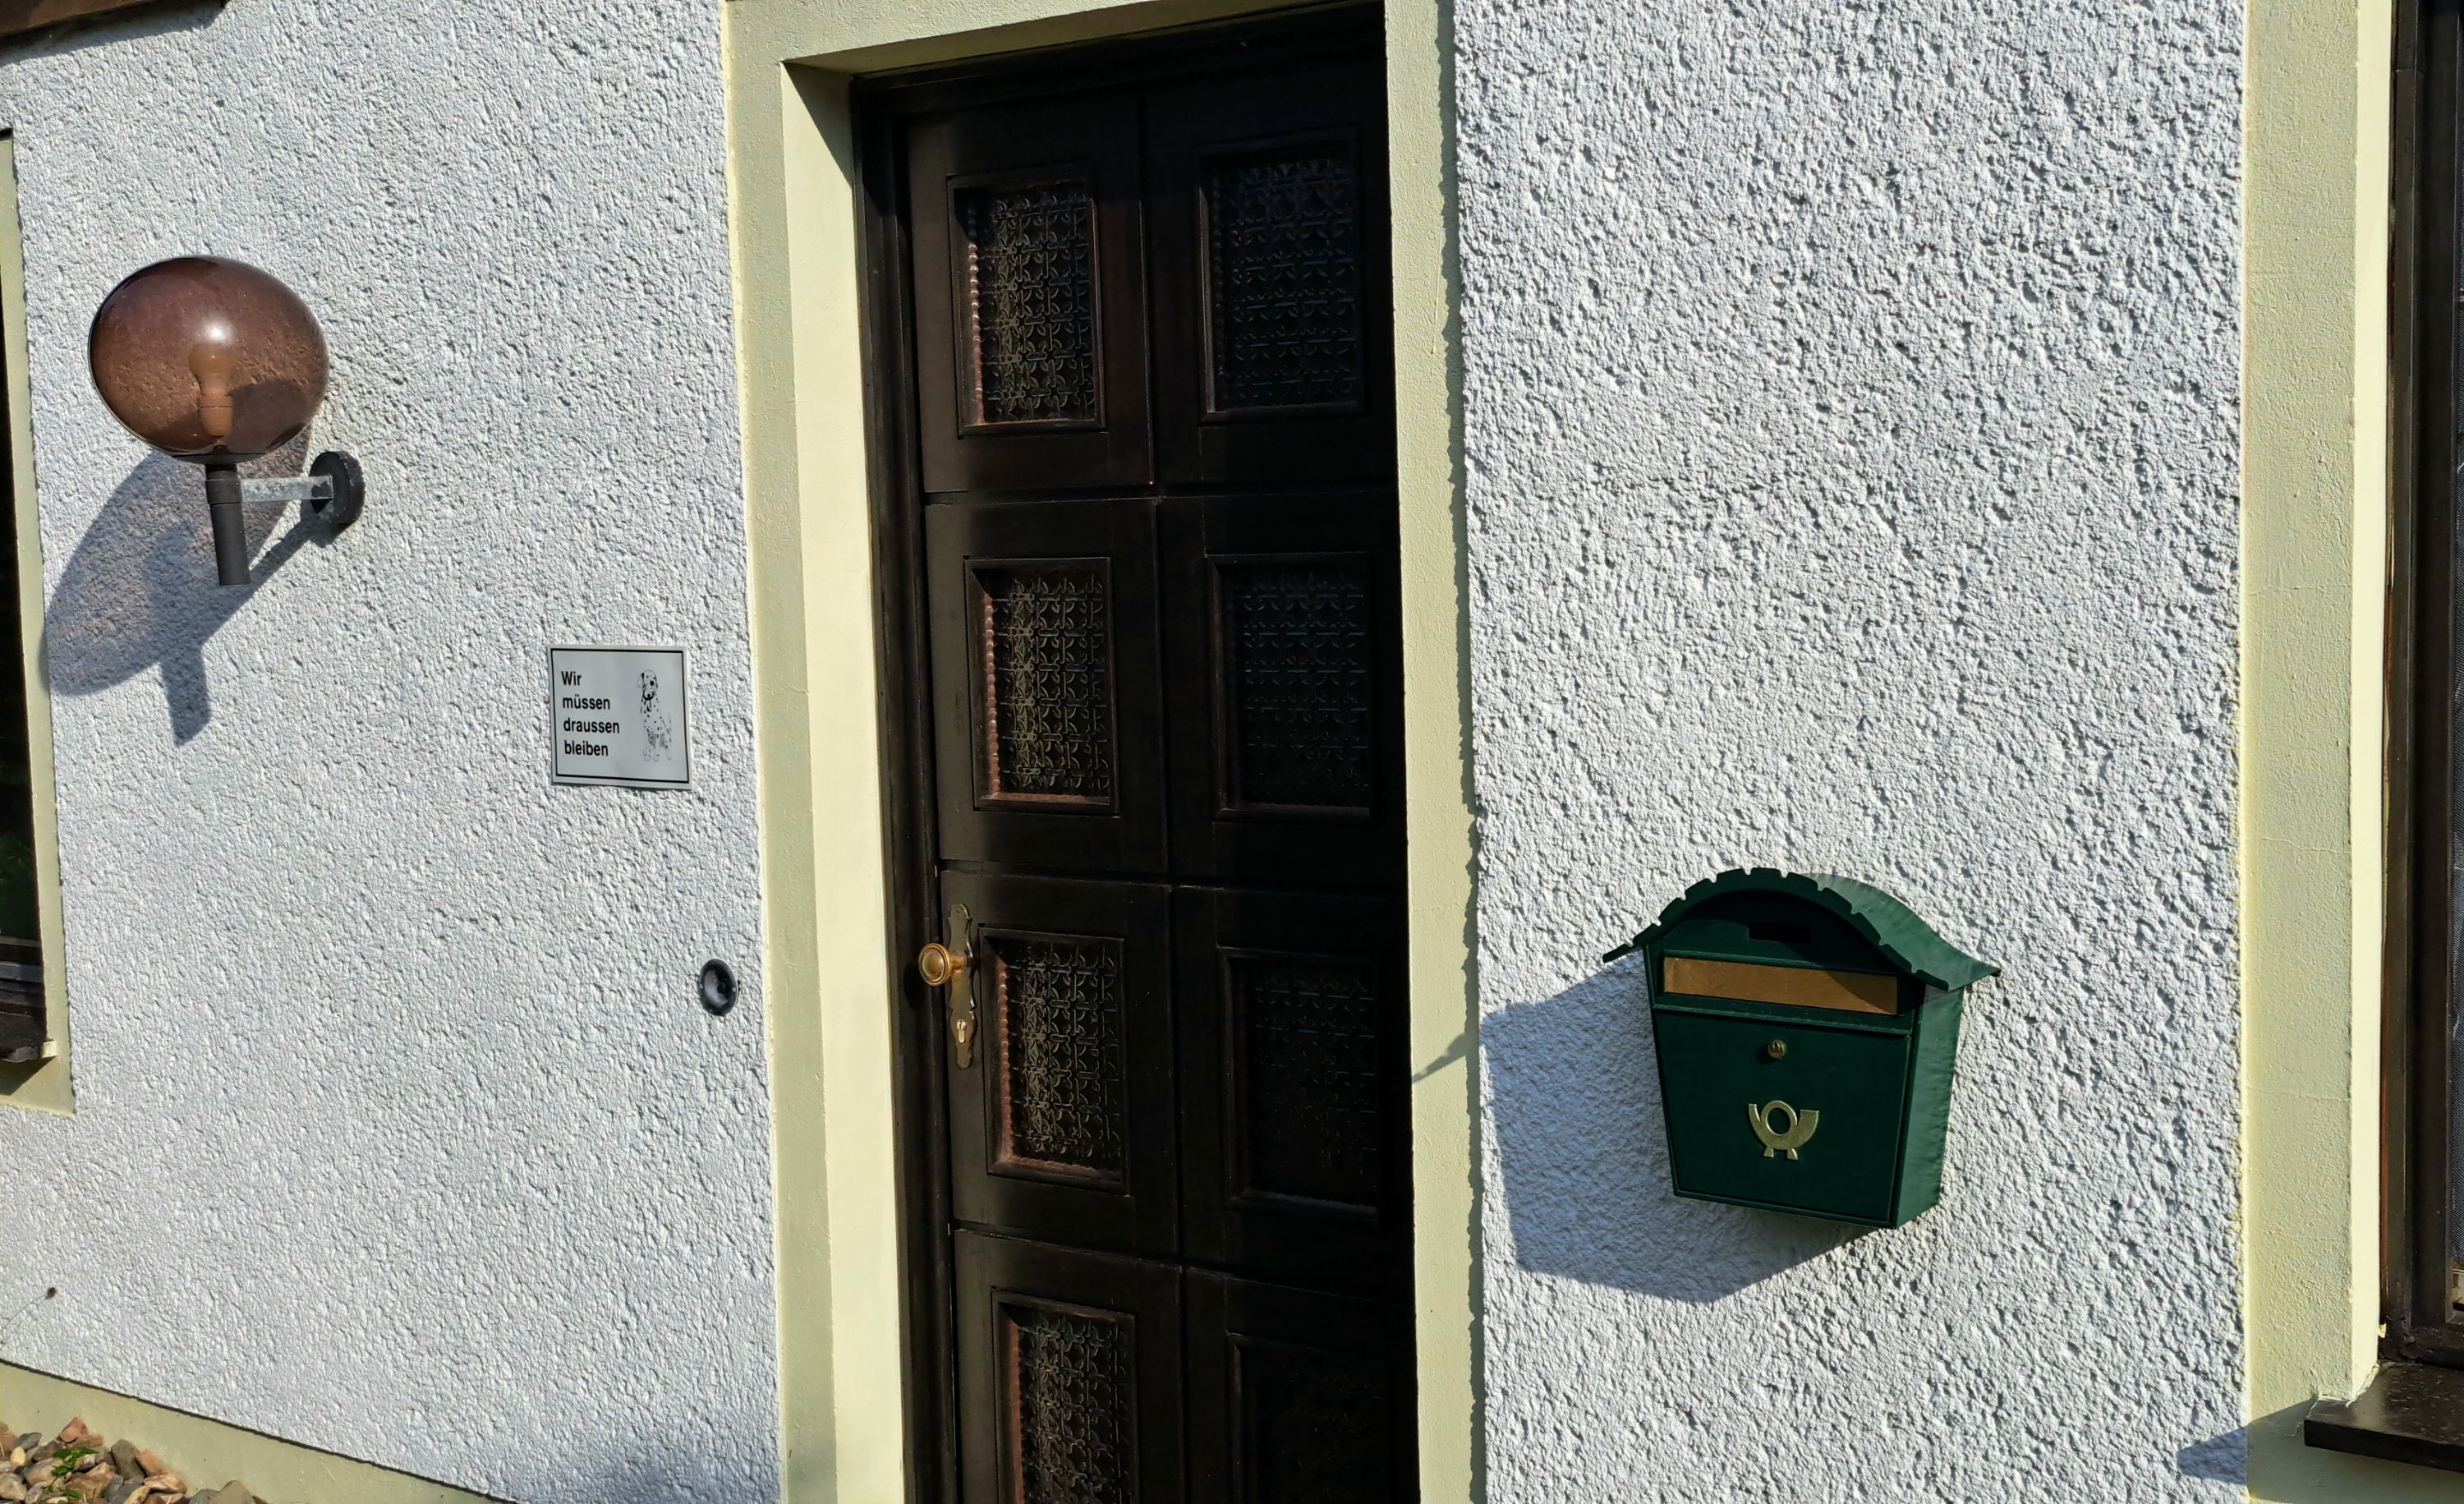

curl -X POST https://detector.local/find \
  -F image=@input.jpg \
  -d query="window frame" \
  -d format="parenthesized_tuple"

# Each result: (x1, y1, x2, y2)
(2388, 0, 2464, 1368)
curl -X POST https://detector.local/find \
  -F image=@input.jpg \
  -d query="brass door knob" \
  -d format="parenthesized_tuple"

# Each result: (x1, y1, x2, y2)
(918, 941, 969, 987)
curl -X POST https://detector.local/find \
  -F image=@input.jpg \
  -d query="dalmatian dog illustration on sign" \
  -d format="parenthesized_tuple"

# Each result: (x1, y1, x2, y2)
(641, 669, 675, 764)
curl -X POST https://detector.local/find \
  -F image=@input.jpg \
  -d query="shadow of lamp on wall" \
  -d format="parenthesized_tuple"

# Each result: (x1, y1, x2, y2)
(86, 256, 361, 586)
(45, 448, 323, 743)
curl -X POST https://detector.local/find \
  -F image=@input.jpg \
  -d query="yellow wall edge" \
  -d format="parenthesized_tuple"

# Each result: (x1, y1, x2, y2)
(0, 131, 71, 1115)
(0, 1360, 496, 1503)
(724, 1, 1478, 1497)
(2241, 0, 2463, 1497)
(1383, 0, 1483, 1494)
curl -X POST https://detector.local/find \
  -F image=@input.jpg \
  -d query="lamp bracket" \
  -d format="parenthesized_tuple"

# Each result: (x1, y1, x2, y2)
(239, 451, 363, 531)
(238, 476, 327, 505)
(203, 450, 365, 586)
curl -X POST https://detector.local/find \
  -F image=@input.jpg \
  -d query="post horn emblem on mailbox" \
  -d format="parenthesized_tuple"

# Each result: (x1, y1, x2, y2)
(1749, 1099, 1819, 1159)
(88, 257, 365, 587)
(1607, 868, 1997, 1230)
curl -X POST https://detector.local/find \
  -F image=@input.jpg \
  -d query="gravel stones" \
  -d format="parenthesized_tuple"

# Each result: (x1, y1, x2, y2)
(0, 1420, 304, 1504)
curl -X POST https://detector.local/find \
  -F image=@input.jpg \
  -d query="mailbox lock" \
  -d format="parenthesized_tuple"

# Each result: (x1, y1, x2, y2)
(1763, 1039, 1787, 1060)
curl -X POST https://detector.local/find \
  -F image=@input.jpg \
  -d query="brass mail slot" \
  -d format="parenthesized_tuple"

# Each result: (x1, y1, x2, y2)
(1662, 957, 1900, 1015)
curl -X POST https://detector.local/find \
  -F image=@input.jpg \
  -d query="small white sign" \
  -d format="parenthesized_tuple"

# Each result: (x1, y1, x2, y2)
(549, 646, 690, 789)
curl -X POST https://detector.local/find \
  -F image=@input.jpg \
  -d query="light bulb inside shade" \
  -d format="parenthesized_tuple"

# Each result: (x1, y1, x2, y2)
(187, 340, 235, 440)
(88, 257, 328, 462)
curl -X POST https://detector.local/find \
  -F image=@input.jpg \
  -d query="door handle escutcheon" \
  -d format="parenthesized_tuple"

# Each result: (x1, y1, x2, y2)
(918, 904, 977, 1069)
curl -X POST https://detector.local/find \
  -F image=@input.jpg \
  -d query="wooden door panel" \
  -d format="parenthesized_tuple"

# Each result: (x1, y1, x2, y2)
(1161, 495, 1404, 887)
(1147, 57, 1392, 484)
(1175, 887, 1409, 1291)
(957, 1231, 1184, 1504)
(928, 498, 1169, 873)
(889, 34, 1412, 1499)
(946, 871, 1179, 1256)
(1186, 1274, 1417, 1504)
(910, 94, 1153, 493)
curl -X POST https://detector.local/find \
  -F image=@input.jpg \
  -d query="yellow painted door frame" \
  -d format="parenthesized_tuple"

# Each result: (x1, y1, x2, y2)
(723, 1, 1478, 1499)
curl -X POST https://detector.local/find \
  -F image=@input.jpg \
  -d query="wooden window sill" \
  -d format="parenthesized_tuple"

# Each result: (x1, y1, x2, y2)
(2308, 1362, 2464, 1474)
(0, 965, 41, 1063)
(0, 0, 206, 39)
(0, 1003, 37, 1064)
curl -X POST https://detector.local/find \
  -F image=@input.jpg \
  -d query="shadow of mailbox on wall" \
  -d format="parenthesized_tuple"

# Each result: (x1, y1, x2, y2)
(1607, 869, 1998, 1230)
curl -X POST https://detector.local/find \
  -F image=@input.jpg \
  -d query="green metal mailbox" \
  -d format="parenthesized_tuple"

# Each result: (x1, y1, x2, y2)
(1607, 868, 1997, 1228)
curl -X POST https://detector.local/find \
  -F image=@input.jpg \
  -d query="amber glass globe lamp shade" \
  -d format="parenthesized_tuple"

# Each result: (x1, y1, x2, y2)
(87, 257, 360, 587)
(90, 257, 326, 460)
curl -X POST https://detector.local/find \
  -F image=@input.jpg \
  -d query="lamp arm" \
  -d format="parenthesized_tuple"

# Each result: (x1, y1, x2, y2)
(201, 462, 247, 587)
(237, 475, 333, 505)
(200, 451, 366, 588)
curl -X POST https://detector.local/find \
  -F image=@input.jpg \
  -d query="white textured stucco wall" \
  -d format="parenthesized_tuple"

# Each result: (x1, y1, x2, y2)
(0, 0, 2250, 1497)
(0, 2, 773, 1500)
(1457, 3, 2243, 1500)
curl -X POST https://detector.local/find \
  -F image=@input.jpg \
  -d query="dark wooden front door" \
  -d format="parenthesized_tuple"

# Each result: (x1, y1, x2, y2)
(876, 17, 1413, 1502)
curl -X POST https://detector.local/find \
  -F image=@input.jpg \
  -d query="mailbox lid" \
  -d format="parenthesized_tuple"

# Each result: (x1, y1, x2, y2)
(1653, 1002, 1917, 1223)
(1610, 867, 1997, 995)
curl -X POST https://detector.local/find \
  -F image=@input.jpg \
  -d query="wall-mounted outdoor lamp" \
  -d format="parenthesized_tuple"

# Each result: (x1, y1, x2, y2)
(87, 256, 364, 586)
